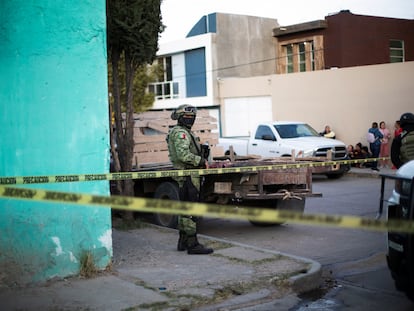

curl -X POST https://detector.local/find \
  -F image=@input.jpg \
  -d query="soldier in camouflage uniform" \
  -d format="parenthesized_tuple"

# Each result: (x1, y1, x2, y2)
(391, 112, 414, 169)
(166, 104, 213, 255)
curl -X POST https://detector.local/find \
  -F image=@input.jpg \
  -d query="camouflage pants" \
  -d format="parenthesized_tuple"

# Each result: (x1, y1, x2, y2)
(176, 176, 200, 235)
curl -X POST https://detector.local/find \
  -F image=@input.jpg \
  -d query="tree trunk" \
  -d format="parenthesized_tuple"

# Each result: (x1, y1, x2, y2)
(110, 49, 134, 219)
(120, 51, 137, 219)
(110, 48, 123, 195)
(122, 51, 136, 195)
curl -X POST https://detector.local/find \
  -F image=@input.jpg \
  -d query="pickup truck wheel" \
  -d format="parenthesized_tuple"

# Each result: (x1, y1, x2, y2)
(153, 182, 179, 229)
(326, 164, 349, 179)
(249, 199, 306, 227)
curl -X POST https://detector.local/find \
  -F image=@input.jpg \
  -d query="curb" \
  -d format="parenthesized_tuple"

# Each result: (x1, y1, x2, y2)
(346, 168, 396, 179)
(287, 253, 322, 293)
(200, 234, 322, 294)
(347, 171, 381, 178)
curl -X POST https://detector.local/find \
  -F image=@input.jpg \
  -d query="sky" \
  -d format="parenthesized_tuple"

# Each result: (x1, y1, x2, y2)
(159, 0, 414, 44)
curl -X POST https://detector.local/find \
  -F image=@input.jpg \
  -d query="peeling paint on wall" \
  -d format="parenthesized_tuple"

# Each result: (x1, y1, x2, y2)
(51, 237, 63, 256)
(69, 252, 78, 263)
(98, 229, 113, 256)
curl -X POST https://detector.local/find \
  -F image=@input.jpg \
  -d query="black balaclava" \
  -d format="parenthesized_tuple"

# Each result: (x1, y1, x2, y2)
(178, 114, 196, 129)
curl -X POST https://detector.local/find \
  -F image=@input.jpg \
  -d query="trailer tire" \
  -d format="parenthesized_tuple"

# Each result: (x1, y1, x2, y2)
(326, 173, 344, 179)
(249, 198, 306, 226)
(249, 220, 283, 227)
(153, 182, 180, 229)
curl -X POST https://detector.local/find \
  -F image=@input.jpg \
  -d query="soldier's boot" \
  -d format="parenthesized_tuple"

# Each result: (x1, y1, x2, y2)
(177, 231, 188, 251)
(187, 235, 214, 255)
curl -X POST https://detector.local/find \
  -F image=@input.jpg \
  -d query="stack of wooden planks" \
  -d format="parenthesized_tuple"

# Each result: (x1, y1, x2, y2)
(133, 110, 223, 168)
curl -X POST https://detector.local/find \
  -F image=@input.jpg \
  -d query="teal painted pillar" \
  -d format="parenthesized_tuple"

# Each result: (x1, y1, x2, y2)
(0, 1, 111, 285)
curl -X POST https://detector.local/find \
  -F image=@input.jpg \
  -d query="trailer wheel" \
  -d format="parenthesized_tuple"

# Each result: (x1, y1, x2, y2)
(153, 182, 180, 228)
(249, 199, 306, 227)
(326, 172, 344, 179)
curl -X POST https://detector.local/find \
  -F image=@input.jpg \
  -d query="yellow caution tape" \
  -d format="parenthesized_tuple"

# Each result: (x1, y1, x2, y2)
(1, 184, 412, 234)
(0, 157, 388, 185)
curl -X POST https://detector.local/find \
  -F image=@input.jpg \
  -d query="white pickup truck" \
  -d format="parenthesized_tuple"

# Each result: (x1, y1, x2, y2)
(218, 121, 349, 178)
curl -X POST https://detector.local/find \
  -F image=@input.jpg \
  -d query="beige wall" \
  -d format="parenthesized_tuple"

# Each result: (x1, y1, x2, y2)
(217, 62, 414, 146)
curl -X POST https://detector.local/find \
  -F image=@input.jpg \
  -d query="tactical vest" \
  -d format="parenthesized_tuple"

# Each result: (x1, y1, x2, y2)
(166, 125, 201, 170)
(166, 125, 202, 189)
(400, 131, 414, 164)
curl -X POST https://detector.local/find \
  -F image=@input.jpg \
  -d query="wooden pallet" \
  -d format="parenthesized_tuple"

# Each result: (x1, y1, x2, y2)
(132, 110, 223, 167)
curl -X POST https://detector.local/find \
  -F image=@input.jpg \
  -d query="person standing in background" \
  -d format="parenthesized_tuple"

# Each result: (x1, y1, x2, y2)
(379, 121, 391, 168)
(320, 125, 336, 139)
(394, 120, 403, 138)
(392, 120, 404, 169)
(368, 122, 383, 171)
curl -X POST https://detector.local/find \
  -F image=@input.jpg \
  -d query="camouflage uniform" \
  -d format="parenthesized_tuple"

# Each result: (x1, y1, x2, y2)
(166, 104, 213, 255)
(391, 112, 414, 169)
(167, 124, 203, 236)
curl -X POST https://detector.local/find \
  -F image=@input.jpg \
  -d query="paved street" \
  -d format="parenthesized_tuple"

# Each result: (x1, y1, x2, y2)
(198, 173, 414, 310)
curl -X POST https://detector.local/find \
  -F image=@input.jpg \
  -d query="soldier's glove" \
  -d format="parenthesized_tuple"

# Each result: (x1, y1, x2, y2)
(201, 144, 210, 159)
(198, 157, 207, 168)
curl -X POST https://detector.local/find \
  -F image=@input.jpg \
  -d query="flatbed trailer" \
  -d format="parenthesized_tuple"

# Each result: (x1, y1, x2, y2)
(121, 157, 321, 228)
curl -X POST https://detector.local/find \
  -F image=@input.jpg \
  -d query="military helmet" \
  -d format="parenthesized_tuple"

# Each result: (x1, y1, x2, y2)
(400, 112, 414, 128)
(171, 104, 197, 120)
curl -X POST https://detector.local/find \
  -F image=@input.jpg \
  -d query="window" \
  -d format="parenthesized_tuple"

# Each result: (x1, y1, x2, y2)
(299, 43, 306, 72)
(159, 56, 172, 82)
(277, 36, 324, 74)
(255, 125, 275, 140)
(284, 41, 315, 74)
(274, 123, 319, 139)
(310, 42, 315, 70)
(286, 44, 293, 73)
(390, 40, 404, 63)
(148, 56, 179, 100)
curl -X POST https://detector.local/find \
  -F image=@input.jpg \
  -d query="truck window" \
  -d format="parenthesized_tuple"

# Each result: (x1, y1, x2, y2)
(275, 124, 319, 138)
(274, 124, 298, 138)
(296, 124, 319, 137)
(255, 125, 275, 140)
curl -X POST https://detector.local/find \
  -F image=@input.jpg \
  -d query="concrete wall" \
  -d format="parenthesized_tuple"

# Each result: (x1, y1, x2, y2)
(217, 62, 414, 146)
(0, 1, 111, 285)
(215, 13, 279, 78)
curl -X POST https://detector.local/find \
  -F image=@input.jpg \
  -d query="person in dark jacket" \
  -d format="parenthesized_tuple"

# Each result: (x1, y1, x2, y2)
(391, 112, 414, 169)
(368, 122, 383, 171)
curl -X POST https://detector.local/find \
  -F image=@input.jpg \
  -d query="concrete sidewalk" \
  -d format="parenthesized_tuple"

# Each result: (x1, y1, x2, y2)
(0, 224, 321, 311)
